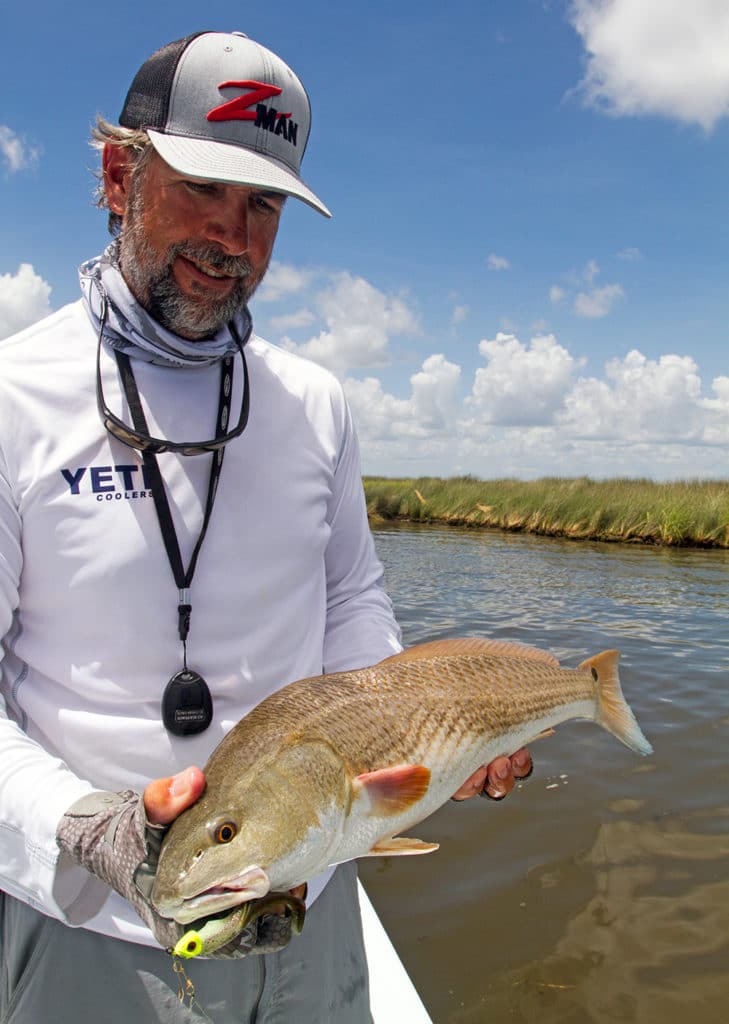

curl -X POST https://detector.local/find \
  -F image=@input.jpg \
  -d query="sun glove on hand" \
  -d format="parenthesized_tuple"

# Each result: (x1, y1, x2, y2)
(56, 790, 294, 958)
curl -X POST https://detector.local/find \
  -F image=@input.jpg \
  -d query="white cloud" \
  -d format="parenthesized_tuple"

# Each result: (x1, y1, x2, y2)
(345, 377, 413, 441)
(569, 0, 729, 131)
(584, 259, 600, 285)
(558, 350, 726, 444)
(0, 126, 40, 174)
(573, 282, 624, 318)
(0, 264, 52, 339)
(451, 304, 469, 325)
(268, 308, 316, 331)
(283, 272, 419, 374)
(487, 253, 511, 271)
(704, 375, 729, 414)
(410, 355, 462, 431)
(618, 247, 641, 261)
(345, 354, 461, 441)
(467, 333, 581, 426)
(551, 261, 624, 318)
(255, 261, 314, 302)
(253, 262, 727, 479)
(702, 376, 729, 445)
(347, 329, 728, 480)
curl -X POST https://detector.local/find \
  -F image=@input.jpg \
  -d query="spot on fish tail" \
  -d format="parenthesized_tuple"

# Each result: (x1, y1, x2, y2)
(578, 650, 653, 756)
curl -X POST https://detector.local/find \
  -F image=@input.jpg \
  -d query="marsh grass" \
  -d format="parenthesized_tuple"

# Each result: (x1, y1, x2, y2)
(363, 476, 729, 548)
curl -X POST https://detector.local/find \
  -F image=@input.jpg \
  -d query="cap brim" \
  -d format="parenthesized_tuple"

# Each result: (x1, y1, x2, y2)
(147, 130, 332, 218)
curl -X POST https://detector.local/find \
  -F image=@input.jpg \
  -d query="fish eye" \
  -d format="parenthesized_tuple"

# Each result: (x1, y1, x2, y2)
(211, 820, 237, 844)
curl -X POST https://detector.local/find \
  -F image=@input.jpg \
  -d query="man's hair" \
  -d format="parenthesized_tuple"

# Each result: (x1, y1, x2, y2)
(91, 116, 154, 236)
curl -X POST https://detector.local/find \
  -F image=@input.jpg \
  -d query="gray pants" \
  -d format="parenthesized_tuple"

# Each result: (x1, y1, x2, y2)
(0, 862, 372, 1024)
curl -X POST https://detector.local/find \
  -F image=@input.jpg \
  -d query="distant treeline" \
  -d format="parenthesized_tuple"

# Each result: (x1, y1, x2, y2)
(363, 476, 729, 548)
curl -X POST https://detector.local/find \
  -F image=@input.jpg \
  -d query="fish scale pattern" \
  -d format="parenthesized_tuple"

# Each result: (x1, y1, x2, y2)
(224, 655, 596, 775)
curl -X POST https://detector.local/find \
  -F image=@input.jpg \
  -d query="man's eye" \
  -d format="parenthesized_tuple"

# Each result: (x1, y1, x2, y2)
(251, 194, 280, 214)
(184, 181, 216, 195)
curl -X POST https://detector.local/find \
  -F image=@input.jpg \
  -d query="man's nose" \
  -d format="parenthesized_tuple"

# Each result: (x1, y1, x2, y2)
(204, 196, 250, 255)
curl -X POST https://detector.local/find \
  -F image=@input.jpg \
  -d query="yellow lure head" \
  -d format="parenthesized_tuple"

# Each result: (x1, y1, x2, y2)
(173, 929, 204, 959)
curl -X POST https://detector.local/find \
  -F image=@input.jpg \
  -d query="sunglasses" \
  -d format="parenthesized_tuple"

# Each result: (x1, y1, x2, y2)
(95, 292, 250, 456)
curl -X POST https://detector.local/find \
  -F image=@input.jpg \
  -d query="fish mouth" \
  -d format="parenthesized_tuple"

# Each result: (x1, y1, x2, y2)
(163, 866, 271, 925)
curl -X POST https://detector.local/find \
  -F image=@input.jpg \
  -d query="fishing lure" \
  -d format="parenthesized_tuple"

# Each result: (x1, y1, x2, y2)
(172, 892, 306, 958)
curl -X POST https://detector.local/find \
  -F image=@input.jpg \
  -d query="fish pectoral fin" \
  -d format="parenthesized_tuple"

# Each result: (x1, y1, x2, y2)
(353, 764, 431, 816)
(364, 836, 440, 856)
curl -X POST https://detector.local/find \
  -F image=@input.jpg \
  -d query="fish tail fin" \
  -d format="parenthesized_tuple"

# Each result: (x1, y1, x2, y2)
(578, 650, 653, 756)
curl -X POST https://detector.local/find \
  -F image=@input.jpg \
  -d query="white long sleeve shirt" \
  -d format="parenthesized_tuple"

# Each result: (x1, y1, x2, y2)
(0, 298, 401, 943)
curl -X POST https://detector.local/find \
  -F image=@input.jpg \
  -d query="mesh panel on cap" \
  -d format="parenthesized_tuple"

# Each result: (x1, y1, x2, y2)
(120, 33, 207, 130)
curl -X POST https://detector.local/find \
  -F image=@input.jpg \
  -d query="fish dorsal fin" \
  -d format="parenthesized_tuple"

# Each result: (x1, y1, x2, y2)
(364, 836, 439, 856)
(378, 638, 559, 667)
(352, 764, 431, 816)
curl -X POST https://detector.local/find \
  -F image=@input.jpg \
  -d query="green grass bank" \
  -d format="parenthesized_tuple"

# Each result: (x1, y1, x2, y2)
(363, 477, 729, 548)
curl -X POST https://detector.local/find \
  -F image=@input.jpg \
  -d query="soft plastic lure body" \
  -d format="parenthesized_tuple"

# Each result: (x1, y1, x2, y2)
(172, 892, 306, 959)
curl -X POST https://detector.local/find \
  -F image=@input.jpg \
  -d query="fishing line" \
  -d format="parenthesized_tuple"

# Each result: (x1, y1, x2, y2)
(172, 958, 214, 1022)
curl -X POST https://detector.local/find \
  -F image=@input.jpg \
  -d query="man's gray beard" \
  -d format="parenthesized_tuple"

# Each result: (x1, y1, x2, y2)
(118, 185, 262, 339)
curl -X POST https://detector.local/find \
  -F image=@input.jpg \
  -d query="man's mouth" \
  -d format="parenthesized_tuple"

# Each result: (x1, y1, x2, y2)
(180, 255, 237, 281)
(174, 255, 245, 294)
(195, 264, 229, 279)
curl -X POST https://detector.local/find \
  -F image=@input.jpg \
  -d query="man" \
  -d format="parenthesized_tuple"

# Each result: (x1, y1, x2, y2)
(0, 31, 531, 1023)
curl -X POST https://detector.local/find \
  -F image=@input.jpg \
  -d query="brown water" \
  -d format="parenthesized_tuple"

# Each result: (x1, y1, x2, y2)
(361, 524, 729, 1024)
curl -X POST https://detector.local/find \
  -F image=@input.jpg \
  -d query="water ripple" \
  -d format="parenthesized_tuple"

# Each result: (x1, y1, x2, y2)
(363, 524, 729, 1024)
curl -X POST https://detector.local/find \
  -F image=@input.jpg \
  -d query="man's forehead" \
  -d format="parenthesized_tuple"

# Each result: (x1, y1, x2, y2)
(149, 152, 286, 202)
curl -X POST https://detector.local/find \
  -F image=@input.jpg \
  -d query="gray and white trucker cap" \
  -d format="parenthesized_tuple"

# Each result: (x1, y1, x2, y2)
(119, 31, 331, 217)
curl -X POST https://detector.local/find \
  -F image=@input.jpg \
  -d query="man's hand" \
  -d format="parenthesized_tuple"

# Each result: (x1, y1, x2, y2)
(57, 766, 299, 958)
(452, 748, 533, 801)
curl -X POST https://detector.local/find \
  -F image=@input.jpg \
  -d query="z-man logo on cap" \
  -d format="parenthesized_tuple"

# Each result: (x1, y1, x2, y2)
(207, 80, 299, 146)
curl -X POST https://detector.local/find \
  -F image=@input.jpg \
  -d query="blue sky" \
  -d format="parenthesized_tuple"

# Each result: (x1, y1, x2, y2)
(2, 0, 727, 480)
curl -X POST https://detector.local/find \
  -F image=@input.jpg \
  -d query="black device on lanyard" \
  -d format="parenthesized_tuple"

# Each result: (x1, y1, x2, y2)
(110, 328, 249, 735)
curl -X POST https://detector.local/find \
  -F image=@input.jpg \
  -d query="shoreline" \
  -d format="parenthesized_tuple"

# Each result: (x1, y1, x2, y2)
(363, 476, 729, 549)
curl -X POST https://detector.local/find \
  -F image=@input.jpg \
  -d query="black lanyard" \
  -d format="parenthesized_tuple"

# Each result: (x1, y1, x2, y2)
(111, 343, 249, 735)
(114, 349, 238, 659)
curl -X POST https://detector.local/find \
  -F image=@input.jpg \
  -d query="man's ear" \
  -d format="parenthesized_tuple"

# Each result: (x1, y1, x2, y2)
(103, 144, 134, 217)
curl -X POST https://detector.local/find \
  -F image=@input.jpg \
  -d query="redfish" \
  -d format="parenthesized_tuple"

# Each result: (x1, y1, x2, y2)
(151, 638, 652, 945)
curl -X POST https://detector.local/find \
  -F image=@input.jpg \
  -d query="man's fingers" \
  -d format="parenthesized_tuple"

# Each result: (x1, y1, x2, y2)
(452, 747, 534, 802)
(482, 748, 533, 799)
(511, 747, 533, 779)
(143, 766, 206, 825)
(481, 755, 515, 800)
